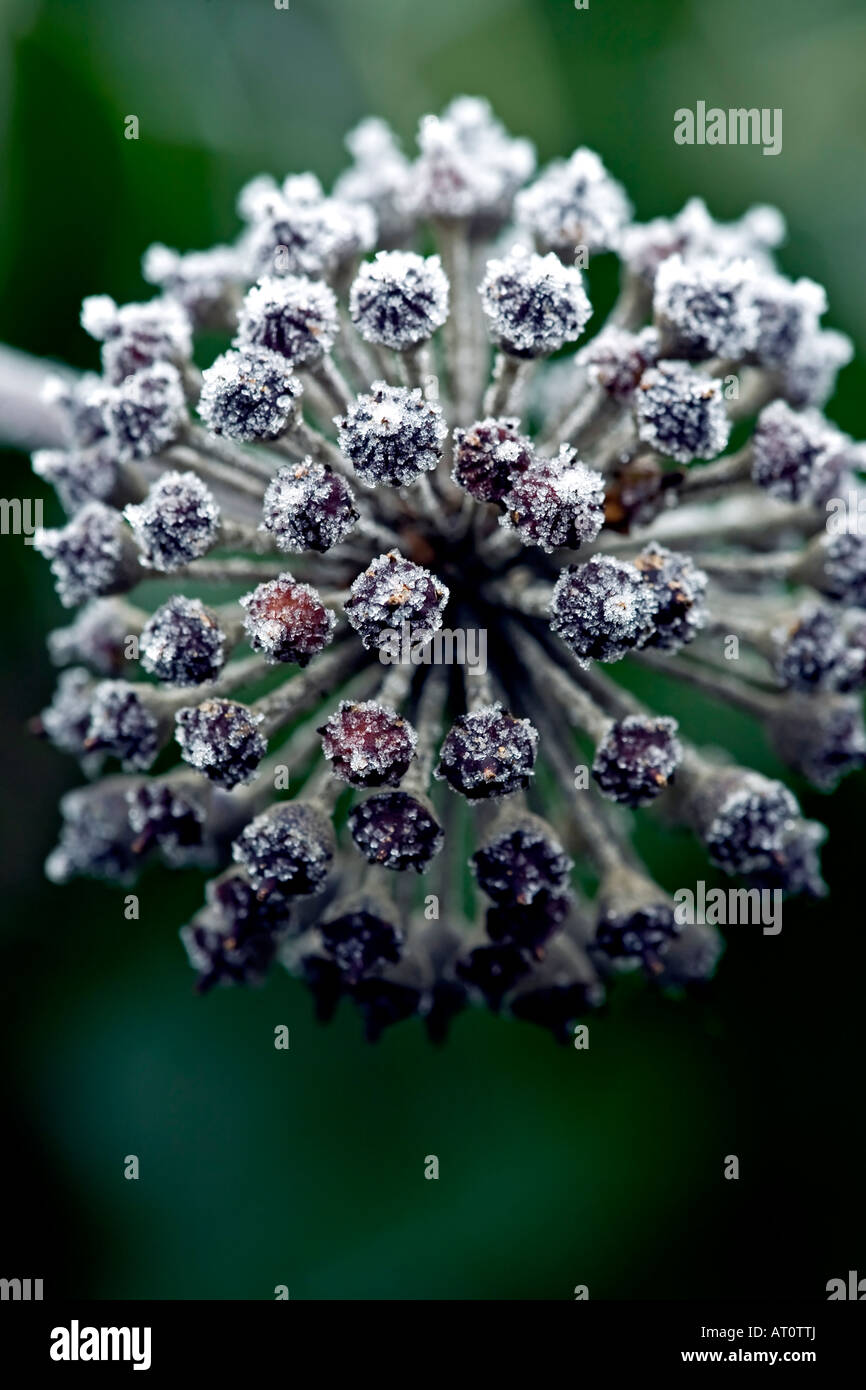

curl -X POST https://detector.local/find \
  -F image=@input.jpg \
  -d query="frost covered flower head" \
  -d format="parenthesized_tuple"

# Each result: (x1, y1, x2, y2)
(27, 98, 863, 1044)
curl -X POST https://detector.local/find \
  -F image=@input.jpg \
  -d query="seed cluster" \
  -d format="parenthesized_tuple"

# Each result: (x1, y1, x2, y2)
(29, 99, 864, 1042)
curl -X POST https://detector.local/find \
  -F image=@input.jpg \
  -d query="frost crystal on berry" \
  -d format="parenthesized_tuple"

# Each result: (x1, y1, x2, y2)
(176, 699, 267, 789)
(199, 348, 302, 441)
(451, 417, 533, 503)
(240, 575, 335, 665)
(338, 383, 446, 487)
(481, 245, 592, 357)
(593, 716, 682, 806)
(261, 460, 358, 553)
(549, 555, 656, 665)
(319, 700, 417, 787)
(236, 275, 338, 366)
(349, 251, 449, 350)
(125, 471, 220, 570)
(516, 147, 631, 255)
(654, 254, 759, 359)
(634, 360, 731, 463)
(345, 551, 449, 650)
(501, 446, 605, 552)
(140, 596, 227, 686)
(436, 704, 538, 800)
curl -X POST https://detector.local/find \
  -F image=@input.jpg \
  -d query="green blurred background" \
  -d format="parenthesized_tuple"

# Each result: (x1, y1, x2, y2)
(1, 0, 864, 1300)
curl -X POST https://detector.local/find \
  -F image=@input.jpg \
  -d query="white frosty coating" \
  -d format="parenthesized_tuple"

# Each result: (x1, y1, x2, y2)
(634, 360, 731, 464)
(32, 445, 117, 514)
(515, 147, 632, 254)
(48, 598, 131, 674)
(101, 362, 187, 462)
(139, 596, 227, 686)
(239, 573, 337, 660)
(752, 400, 840, 503)
(405, 96, 535, 222)
(80, 293, 192, 359)
(43, 373, 113, 450)
(654, 254, 760, 359)
(820, 532, 866, 605)
(345, 549, 450, 649)
(198, 348, 302, 441)
(749, 273, 827, 368)
(334, 118, 415, 242)
(501, 445, 605, 553)
(236, 275, 339, 366)
(348, 791, 444, 871)
(577, 325, 660, 398)
(320, 700, 419, 782)
(260, 460, 358, 552)
(40, 666, 97, 753)
(142, 243, 244, 319)
(175, 700, 267, 789)
(782, 327, 854, 409)
(236, 173, 283, 222)
(124, 470, 221, 571)
(635, 543, 708, 651)
(621, 197, 785, 282)
(232, 803, 335, 891)
(549, 554, 658, 667)
(33, 501, 131, 608)
(240, 175, 377, 280)
(337, 382, 447, 486)
(435, 703, 539, 798)
(480, 245, 592, 357)
(592, 715, 683, 806)
(349, 251, 450, 350)
(703, 775, 799, 875)
(87, 680, 162, 770)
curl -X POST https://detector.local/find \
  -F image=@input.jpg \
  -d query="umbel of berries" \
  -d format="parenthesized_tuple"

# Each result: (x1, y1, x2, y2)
(25, 97, 864, 1045)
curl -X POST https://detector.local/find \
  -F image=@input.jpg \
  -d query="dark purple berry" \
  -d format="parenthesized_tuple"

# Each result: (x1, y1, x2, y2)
(472, 813, 572, 905)
(320, 895, 403, 983)
(261, 460, 358, 553)
(592, 715, 682, 806)
(349, 251, 449, 350)
(86, 680, 165, 770)
(348, 791, 443, 872)
(485, 889, 570, 951)
(198, 348, 303, 441)
(236, 275, 338, 367)
(101, 362, 186, 461)
(232, 802, 336, 895)
(435, 703, 538, 800)
(455, 943, 530, 1008)
(633, 543, 708, 651)
(337, 382, 446, 487)
(318, 700, 417, 787)
(124, 471, 220, 571)
(451, 417, 533, 503)
(501, 446, 605, 552)
(34, 501, 141, 607)
(45, 779, 141, 884)
(481, 245, 591, 358)
(240, 574, 335, 665)
(344, 550, 449, 652)
(752, 400, 840, 503)
(634, 360, 730, 463)
(549, 554, 656, 666)
(140, 596, 227, 686)
(175, 698, 267, 788)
